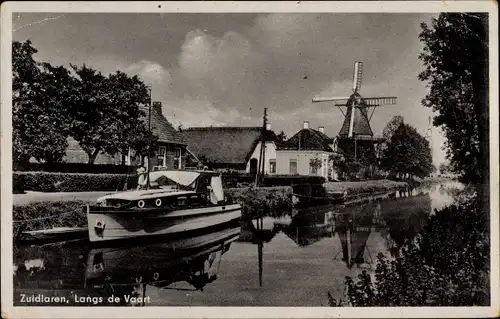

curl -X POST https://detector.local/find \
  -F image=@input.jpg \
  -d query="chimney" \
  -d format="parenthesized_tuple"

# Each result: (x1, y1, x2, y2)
(152, 101, 162, 115)
(318, 126, 325, 133)
(303, 121, 310, 129)
(265, 122, 271, 130)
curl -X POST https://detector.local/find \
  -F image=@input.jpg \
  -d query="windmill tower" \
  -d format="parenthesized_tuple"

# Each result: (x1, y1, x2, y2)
(312, 62, 398, 159)
(424, 116, 434, 175)
(424, 116, 433, 153)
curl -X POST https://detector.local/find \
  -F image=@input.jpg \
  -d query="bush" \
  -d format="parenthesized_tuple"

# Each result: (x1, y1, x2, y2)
(226, 186, 293, 219)
(13, 200, 89, 239)
(330, 194, 489, 306)
(13, 171, 138, 193)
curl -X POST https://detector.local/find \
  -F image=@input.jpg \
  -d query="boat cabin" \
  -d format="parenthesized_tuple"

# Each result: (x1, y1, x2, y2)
(98, 170, 228, 208)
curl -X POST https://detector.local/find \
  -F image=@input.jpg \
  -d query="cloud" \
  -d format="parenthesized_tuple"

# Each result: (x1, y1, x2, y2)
(125, 60, 171, 85)
(161, 99, 252, 129)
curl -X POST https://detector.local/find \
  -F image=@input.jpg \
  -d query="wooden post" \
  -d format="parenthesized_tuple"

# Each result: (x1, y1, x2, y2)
(354, 136, 357, 161)
(347, 228, 352, 268)
(254, 108, 268, 187)
(258, 242, 263, 287)
(146, 86, 152, 190)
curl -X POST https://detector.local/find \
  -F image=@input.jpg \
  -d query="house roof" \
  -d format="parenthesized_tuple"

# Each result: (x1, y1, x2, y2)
(280, 128, 334, 152)
(139, 106, 185, 145)
(181, 127, 278, 165)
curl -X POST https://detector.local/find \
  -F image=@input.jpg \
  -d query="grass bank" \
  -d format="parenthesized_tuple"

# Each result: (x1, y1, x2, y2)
(13, 200, 88, 239)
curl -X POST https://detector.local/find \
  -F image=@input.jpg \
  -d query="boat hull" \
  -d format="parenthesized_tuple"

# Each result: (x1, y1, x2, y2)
(86, 203, 242, 243)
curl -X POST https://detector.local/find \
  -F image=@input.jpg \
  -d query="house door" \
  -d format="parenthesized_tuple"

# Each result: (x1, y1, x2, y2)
(249, 158, 258, 174)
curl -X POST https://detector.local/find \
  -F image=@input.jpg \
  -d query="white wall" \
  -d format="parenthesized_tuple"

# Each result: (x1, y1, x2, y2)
(245, 141, 277, 174)
(275, 150, 331, 179)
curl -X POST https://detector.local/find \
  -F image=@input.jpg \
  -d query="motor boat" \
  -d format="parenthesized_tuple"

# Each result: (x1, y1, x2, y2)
(86, 169, 242, 243)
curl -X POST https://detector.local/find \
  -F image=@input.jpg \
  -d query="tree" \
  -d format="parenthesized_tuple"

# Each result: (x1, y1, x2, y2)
(382, 116, 405, 147)
(276, 130, 287, 144)
(69, 65, 151, 164)
(309, 157, 322, 175)
(381, 123, 433, 179)
(419, 13, 489, 186)
(12, 40, 73, 166)
(330, 152, 362, 180)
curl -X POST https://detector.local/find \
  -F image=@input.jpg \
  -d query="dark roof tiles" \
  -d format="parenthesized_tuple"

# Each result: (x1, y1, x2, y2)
(139, 106, 185, 145)
(280, 128, 334, 152)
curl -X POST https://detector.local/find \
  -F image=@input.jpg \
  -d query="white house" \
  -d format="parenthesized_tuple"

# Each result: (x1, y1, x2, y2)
(275, 121, 339, 180)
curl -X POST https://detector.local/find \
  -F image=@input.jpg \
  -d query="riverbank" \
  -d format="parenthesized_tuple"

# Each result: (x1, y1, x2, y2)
(324, 179, 408, 200)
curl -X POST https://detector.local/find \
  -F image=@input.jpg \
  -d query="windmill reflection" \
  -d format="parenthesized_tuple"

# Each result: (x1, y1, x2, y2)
(333, 190, 432, 268)
(274, 189, 433, 270)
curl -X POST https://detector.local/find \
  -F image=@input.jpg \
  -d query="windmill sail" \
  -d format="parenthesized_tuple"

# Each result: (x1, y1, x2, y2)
(352, 61, 363, 92)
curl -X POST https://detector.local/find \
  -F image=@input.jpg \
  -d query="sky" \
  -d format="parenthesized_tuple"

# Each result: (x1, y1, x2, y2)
(12, 12, 448, 165)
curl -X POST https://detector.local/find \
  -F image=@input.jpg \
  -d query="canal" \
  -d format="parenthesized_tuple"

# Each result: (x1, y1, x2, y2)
(13, 181, 462, 307)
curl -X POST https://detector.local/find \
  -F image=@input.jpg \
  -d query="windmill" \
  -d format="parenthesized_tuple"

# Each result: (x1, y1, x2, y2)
(312, 62, 397, 160)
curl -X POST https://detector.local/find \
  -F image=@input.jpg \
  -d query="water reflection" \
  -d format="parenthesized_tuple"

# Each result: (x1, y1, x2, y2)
(14, 225, 241, 306)
(243, 187, 434, 272)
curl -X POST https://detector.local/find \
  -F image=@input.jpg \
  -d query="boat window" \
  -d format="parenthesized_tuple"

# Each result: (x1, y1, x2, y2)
(209, 176, 224, 205)
(155, 175, 196, 191)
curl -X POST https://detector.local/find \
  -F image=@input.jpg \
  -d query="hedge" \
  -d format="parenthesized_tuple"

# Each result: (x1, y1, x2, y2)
(14, 162, 136, 174)
(13, 171, 138, 193)
(15, 171, 325, 193)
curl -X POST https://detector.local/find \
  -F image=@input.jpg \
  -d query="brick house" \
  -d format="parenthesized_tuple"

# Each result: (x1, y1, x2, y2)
(64, 102, 191, 170)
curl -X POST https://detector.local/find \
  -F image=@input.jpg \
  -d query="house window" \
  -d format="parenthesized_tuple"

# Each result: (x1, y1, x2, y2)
(157, 146, 166, 167)
(269, 159, 276, 174)
(289, 159, 297, 174)
(174, 147, 182, 169)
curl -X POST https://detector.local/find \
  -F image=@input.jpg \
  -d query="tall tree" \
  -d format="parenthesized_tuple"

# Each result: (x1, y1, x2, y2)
(382, 115, 405, 144)
(377, 115, 405, 173)
(381, 123, 433, 179)
(12, 40, 73, 166)
(419, 13, 489, 185)
(69, 65, 151, 164)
